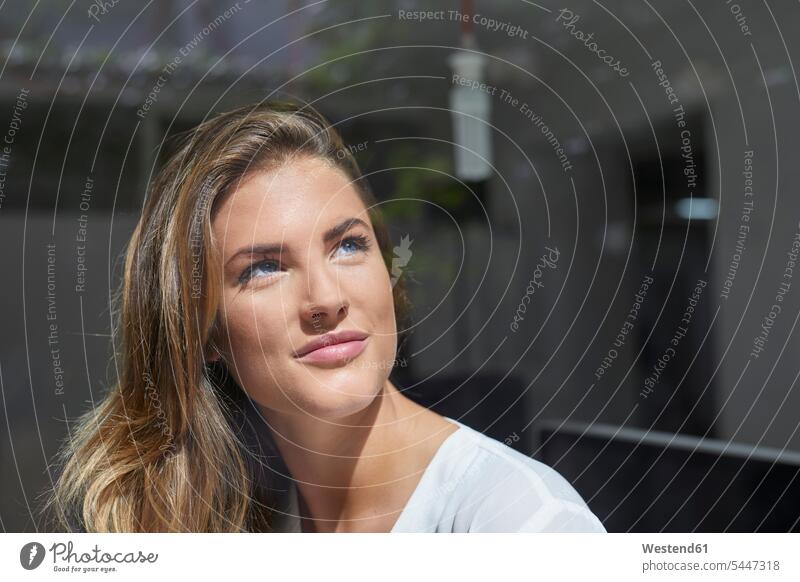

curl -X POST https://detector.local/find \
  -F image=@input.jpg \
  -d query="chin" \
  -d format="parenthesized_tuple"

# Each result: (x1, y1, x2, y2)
(291, 366, 387, 419)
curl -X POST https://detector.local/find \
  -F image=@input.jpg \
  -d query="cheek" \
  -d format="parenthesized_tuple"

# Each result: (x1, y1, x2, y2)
(344, 257, 393, 320)
(348, 267, 398, 360)
(223, 299, 275, 349)
(217, 296, 287, 383)
(219, 299, 320, 414)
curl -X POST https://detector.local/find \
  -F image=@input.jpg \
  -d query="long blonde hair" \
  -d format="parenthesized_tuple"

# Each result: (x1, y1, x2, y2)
(42, 100, 411, 532)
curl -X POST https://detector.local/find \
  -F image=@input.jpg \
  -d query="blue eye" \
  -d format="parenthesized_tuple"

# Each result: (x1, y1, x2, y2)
(239, 259, 279, 284)
(336, 234, 371, 256)
(238, 235, 371, 286)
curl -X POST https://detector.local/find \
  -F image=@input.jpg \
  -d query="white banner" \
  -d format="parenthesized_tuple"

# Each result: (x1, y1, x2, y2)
(1, 533, 798, 581)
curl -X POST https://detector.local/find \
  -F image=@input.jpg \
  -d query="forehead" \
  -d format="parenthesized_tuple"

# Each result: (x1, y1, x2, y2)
(212, 157, 369, 246)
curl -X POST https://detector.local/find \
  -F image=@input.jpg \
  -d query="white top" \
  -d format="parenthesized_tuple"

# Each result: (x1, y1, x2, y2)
(269, 417, 607, 533)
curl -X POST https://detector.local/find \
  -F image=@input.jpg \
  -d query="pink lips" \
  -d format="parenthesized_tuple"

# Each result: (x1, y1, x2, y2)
(293, 330, 369, 366)
(296, 338, 368, 365)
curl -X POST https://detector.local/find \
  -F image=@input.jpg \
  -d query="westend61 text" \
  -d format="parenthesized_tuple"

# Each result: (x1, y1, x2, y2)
(643, 543, 707, 554)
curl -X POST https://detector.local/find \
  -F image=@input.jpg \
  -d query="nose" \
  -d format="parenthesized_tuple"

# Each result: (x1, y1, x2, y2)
(299, 262, 349, 333)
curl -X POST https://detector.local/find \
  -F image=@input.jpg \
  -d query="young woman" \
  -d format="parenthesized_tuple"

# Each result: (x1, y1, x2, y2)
(45, 100, 606, 533)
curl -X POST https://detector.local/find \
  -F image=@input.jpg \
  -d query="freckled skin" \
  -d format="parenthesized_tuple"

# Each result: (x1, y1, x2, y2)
(210, 157, 398, 419)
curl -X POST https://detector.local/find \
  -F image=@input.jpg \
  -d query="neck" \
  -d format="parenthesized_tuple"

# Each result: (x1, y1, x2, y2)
(259, 379, 429, 531)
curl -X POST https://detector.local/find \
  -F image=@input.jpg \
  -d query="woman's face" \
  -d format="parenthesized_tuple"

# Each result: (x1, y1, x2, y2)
(209, 156, 398, 419)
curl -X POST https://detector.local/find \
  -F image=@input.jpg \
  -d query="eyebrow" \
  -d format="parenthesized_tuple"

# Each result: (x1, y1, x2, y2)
(225, 217, 371, 267)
